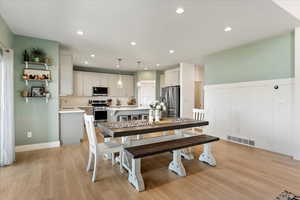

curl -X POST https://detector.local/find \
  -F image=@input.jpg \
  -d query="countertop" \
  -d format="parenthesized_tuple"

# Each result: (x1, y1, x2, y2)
(59, 108, 85, 114)
(59, 105, 144, 114)
(107, 107, 149, 111)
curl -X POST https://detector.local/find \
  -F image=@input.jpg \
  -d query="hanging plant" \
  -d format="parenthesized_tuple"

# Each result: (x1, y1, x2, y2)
(30, 48, 46, 63)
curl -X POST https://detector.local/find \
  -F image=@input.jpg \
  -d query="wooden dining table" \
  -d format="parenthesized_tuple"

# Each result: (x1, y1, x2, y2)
(98, 118, 209, 138)
(97, 118, 218, 191)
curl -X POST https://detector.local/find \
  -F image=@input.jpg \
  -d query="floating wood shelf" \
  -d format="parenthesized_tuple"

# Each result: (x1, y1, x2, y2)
(24, 61, 51, 70)
(24, 79, 50, 86)
(22, 96, 50, 104)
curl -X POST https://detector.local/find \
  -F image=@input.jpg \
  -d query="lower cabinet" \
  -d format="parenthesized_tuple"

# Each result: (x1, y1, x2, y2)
(59, 112, 84, 145)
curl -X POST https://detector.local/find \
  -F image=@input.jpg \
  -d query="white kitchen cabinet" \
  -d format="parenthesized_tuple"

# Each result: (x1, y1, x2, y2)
(60, 55, 73, 96)
(92, 73, 106, 87)
(107, 74, 117, 97)
(123, 75, 134, 97)
(165, 68, 180, 86)
(83, 72, 94, 96)
(99, 73, 108, 87)
(73, 71, 84, 96)
(73, 71, 134, 97)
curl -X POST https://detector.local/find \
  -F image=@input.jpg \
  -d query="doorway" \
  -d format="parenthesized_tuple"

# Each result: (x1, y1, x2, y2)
(137, 80, 156, 107)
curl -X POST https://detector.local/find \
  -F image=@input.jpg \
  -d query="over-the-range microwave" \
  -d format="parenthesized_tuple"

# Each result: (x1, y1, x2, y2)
(92, 87, 108, 96)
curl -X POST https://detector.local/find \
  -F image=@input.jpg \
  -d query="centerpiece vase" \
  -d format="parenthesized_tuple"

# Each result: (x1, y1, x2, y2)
(155, 110, 161, 122)
(149, 109, 154, 122)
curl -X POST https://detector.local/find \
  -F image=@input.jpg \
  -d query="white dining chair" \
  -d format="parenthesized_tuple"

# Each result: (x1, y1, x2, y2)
(192, 108, 205, 133)
(180, 108, 206, 160)
(84, 114, 124, 182)
(193, 108, 205, 121)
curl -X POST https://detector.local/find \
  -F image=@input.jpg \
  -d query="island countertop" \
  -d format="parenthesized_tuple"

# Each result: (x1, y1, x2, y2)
(59, 108, 85, 114)
(107, 107, 149, 111)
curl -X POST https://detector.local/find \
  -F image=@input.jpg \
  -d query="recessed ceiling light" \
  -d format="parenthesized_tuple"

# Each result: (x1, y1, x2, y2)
(84, 61, 88, 65)
(169, 50, 175, 54)
(90, 54, 95, 58)
(224, 26, 232, 32)
(156, 64, 160, 67)
(77, 30, 84, 35)
(144, 67, 148, 70)
(130, 41, 136, 46)
(176, 8, 184, 14)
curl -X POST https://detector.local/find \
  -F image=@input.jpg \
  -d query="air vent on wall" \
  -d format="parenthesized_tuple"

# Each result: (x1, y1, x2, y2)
(227, 135, 255, 146)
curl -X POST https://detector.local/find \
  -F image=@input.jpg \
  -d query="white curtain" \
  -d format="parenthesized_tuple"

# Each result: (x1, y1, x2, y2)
(0, 47, 15, 166)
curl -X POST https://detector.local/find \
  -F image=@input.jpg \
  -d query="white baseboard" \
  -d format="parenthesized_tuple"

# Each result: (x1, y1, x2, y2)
(15, 141, 60, 152)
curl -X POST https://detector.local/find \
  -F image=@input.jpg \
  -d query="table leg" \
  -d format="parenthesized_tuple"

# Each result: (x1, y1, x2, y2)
(168, 150, 186, 176)
(175, 130, 194, 160)
(115, 137, 131, 172)
(128, 158, 145, 192)
(199, 143, 216, 166)
(103, 138, 112, 160)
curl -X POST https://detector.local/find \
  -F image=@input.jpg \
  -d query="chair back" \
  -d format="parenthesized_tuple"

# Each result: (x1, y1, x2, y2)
(193, 108, 205, 121)
(84, 114, 98, 153)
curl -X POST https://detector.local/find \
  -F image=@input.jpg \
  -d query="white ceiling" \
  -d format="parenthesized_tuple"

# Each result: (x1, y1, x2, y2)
(272, 0, 300, 20)
(0, 0, 299, 71)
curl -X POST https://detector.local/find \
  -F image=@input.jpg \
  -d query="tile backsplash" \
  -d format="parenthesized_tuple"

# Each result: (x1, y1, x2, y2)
(60, 96, 135, 107)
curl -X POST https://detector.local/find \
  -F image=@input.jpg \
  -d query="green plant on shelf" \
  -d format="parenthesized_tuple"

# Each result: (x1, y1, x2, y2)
(30, 48, 46, 63)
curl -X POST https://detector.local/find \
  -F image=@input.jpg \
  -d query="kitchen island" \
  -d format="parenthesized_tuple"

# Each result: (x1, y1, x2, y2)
(107, 107, 149, 122)
(59, 108, 85, 145)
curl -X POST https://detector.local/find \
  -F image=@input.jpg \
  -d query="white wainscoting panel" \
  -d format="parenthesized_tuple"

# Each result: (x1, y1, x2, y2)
(204, 78, 294, 156)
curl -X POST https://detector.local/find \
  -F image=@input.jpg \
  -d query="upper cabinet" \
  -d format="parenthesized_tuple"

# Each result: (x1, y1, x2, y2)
(164, 68, 180, 87)
(123, 75, 134, 97)
(73, 71, 84, 96)
(107, 74, 118, 97)
(60, 55, 73, 96)
(73, 71, 134, 97)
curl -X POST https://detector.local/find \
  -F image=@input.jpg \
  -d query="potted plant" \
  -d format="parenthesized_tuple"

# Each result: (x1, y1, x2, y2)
(30, 48, 46, 63)
(23, 50, 30, 62)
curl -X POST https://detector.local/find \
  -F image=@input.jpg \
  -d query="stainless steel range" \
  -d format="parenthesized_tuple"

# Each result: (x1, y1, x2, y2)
(89, 100, 108, 122)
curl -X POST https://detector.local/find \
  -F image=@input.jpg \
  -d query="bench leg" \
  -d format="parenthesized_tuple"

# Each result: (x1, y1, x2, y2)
(181, 148, 194, 160)
(128, 158, 145, 192)
(168, 150, 186, 176)
(199, 143, 216, 166)
(176, 130, 195, 160)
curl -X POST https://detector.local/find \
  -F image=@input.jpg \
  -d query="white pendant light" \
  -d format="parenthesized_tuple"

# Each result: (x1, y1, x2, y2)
(117, 58, 123, 88)
(117, 76, 122, 86)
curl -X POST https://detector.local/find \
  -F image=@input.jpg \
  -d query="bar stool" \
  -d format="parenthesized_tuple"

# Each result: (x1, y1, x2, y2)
(142, 114, 149, 121)
(131, 115, 139, 121)
(119, 115, 129, 122)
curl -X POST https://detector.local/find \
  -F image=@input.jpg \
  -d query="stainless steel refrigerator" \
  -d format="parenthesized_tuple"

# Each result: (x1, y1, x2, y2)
(161, 86, 180, 118)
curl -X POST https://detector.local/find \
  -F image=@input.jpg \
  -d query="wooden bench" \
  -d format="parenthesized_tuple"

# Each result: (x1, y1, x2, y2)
(124, 134, 219, 192)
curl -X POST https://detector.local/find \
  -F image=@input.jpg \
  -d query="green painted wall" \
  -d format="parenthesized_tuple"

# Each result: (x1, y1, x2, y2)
(136, 71, 157, 81)
(13, 35, 60, 145)
(204, 32, 294, 85)
(0, 14, 14, 48)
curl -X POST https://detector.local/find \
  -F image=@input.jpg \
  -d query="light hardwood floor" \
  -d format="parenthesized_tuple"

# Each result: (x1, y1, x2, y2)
(1, 134, 300, 200)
